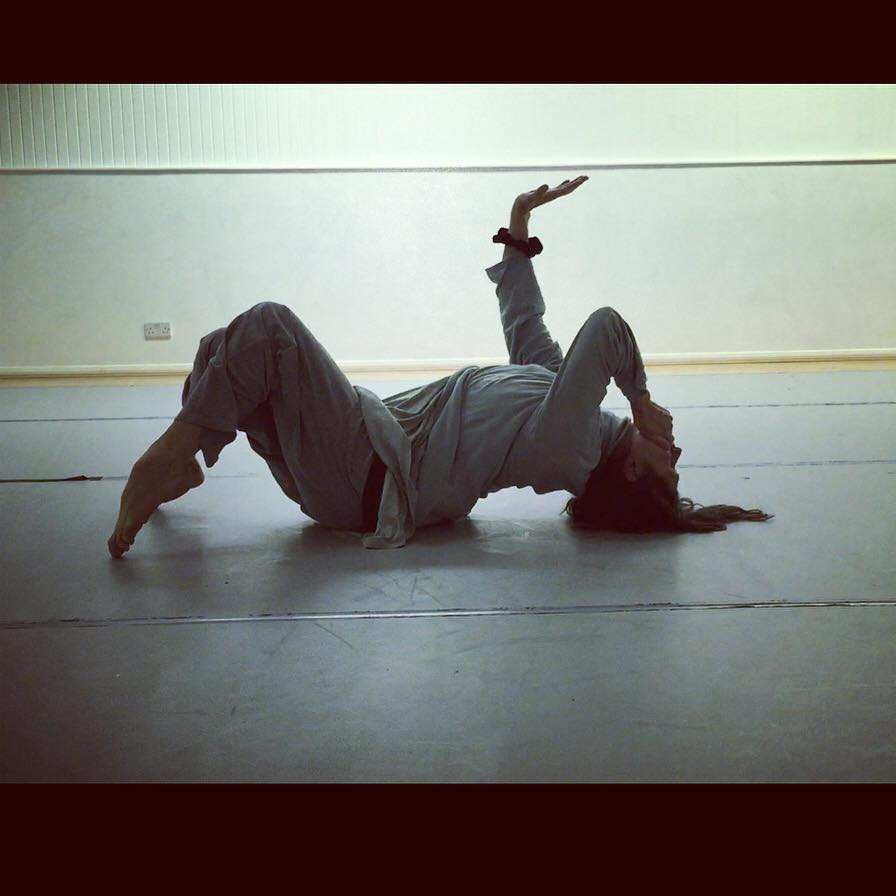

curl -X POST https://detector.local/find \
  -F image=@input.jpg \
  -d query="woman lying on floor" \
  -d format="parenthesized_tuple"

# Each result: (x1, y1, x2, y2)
(108, 176, 772, 558)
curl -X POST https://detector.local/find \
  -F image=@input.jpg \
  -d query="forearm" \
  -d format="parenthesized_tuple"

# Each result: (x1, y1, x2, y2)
(629, 389, 651, 411)
(487, 204, 563, 371)
(502, 204, 530, 261)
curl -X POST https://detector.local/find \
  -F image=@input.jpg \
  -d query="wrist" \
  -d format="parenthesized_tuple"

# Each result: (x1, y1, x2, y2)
(508, 218, 529, 241)
(509, 205, 529, 240)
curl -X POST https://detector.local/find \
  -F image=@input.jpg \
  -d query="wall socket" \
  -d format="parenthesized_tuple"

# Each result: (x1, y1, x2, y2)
(144, 322, 172, 340)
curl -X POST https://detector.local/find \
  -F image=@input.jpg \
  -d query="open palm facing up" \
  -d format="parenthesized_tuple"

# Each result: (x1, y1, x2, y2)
(513, 176, 589, 219)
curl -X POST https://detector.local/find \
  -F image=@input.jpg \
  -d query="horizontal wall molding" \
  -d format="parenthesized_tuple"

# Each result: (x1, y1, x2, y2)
(2, 349, 894, 381)
(4, 85, 896, 170)
(3, 159, 896, 175)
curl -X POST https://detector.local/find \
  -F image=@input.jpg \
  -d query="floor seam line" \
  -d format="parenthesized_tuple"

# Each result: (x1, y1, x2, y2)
(3, 400, 895, 423)
(3, 599, 895, 630)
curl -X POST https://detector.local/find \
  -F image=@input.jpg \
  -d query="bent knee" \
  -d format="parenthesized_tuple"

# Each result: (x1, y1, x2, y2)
(246, 301, 303, 331)
(249, 300, 293, 317)
(589, 306, 619, 325)
(579, 307, 628, 344)
(242, 301, 309, 346)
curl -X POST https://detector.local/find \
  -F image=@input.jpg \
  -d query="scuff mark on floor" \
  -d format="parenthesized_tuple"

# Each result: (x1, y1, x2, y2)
(312, 621, 361, 657)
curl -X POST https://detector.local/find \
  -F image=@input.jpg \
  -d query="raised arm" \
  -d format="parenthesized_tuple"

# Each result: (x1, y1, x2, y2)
(486, 178, 589, 372)
(486, 249, 564, 372)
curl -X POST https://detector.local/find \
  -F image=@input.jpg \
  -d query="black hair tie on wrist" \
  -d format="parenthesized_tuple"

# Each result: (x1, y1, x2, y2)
(492, 227, 543, 258)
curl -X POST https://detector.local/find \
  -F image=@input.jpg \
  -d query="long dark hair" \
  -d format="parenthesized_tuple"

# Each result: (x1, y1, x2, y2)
(562, 420, 773, 533)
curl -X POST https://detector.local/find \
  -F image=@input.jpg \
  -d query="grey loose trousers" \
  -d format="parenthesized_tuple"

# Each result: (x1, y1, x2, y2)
(176, 301, 378, 533)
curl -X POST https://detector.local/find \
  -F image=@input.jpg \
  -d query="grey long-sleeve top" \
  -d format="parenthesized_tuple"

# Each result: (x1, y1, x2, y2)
(353, 250, 649, 548)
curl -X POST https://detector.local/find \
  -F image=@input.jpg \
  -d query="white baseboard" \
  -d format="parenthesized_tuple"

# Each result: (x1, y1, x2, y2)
(0, 348, 894, 380)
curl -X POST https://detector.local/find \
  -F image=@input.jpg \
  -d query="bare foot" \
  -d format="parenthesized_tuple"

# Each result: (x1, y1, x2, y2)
(108, 451, 204, 558)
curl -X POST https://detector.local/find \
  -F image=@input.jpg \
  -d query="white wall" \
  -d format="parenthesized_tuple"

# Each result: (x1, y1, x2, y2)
(1, 85, 895, 375)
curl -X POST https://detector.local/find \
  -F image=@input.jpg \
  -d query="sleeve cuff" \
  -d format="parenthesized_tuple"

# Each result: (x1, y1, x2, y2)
(486, 251, 533, 285)
(485, 259, 510, 285)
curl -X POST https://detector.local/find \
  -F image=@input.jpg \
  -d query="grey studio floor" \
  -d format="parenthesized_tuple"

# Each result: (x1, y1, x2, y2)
(2, 368, 895, 783)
